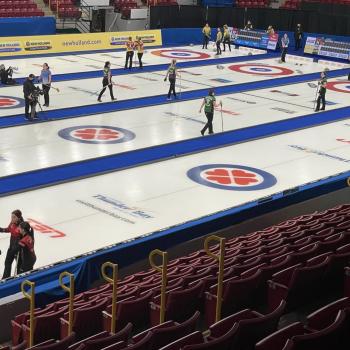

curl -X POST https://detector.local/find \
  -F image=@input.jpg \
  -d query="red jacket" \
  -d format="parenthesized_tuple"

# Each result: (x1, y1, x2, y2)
(1, 222, 21, 240)
(19, 235, 35, 256)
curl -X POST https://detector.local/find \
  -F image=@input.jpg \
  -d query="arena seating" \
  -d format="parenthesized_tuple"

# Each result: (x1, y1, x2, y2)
(235, 0, 269, 8)
(0, 0, 44, 17)
(43, 0, 81, 19)
(7, 203, 350, 350)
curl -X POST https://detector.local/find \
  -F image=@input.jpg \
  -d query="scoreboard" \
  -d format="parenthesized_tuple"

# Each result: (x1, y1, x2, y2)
(230, 28, 279, 51)
(304, 36, 350, 60)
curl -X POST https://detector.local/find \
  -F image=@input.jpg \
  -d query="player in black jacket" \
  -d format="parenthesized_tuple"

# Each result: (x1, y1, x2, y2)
(23, 74, 37, 121)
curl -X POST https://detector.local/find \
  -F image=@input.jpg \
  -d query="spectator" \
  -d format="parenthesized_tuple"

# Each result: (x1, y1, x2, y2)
(244, 20, 253, 31)
(267, 25, 275, 36)
(294, 23, 303, 50)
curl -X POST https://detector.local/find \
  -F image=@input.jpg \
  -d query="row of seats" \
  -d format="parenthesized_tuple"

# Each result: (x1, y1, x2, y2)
(8, 204, 350, 349)
(256, 295, 350, 350)
(42, 0, 81, 18)
(0, 0, 44, 17)
(57, 7, 82, 18)
(0, 9, 44, 17)
(7, 289, 350, 350)
(0, 0, 35, 5)
(236, 0, 269, 7)
(148, 0, 178, 6)
(0, 2, 37, 8)
(303, 0, 350, 3)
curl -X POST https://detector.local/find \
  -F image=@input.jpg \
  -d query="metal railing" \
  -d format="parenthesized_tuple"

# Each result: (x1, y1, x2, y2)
(59, 271, 75, 335)
(204, 235, 226, 323)
(21, 280, 36, 348)
(101, 262, 118, 333)
(149, 249, 168, 324)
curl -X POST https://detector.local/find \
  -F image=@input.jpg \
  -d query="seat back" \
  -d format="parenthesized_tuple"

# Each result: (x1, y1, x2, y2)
(158, 331, 204, 350)
(287, 257, 329, 308)
(100, 341, 126, 350)
(255, 322, 306, 350)
(150, 311, 200, 350)
(31, 308, 66, 344)
(165, 281, 204, 322)
(72, 298, 108, 339)
(35, 333, 76, 350)
(183, 324, 239, 350)
(116, 291, 153, 330)
(83, 323, 132, 350)
(221, 270, 262, 314)
(233, 300, 286, 350)
(307, 297, 350, 331)
(290, 310, 345, 350)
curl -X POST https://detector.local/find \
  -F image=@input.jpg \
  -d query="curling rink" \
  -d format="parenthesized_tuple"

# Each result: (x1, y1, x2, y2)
(0, 44, 350, 275)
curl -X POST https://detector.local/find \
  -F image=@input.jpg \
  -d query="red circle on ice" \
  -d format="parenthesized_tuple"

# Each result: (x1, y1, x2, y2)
(228, 64, 294, 76)
(187, 164, 277, 191)
(151, 49, 210, 59)
(0, 96, 24, 108)
(327, 82, 350, 94)
(58, 125, 135, 144)
(73, 128, 121, 141)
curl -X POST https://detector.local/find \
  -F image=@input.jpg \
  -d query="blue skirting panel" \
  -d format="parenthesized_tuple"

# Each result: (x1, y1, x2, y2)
(0, 17, 56, 37)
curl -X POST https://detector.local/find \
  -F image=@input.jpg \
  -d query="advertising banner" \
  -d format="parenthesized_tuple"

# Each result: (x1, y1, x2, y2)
(0, 29, 162, 57)
(304, 36, 350, 60)
(229, 28, 279, 51)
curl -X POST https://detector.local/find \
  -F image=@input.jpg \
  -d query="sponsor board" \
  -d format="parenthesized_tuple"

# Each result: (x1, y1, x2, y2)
(0, 30, 162, 57)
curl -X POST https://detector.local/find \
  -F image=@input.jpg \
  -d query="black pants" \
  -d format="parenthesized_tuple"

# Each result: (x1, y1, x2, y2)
(202, 112, 214, 134)
(202, 35, 209, 49)
(316, 91, 326, 110)
(42, 84, 50, 106)
(98, 77, 114, 100)
(137, 52, 143, 68)
(24, 97, 35, 119)
(167, 77, 176, 98)
(2, 238, 19, 279)
(18, 251, 36, 274)
(125, 51, 134, 69)
(223, 38, 231, 52)
(216, 42, 222, 55)
(281, 47, 287, 62)
(295, 38, 301, 50)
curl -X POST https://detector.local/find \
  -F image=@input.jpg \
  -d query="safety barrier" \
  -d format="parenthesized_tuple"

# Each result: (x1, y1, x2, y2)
(101, 262, 118, 333)
(149, 249, 168, 324)
(21, 280, 36, 347)
(204, 235, 226, 322)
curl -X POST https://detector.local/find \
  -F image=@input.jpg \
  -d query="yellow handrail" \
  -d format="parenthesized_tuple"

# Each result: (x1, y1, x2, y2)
(204, 235, 226, 323)
(101, 262, 118, 334)
(149, 249, 168, 324)
(59, 272, 75, 335)
(21, 280, 35, 348)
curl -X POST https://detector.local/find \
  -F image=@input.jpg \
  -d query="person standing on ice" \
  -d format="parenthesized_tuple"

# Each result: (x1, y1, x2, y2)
(98, 61, 116, 102)
(164, 59, 180, 100)
(199, 88, 222, 135)
(202, 23, 211, 49)
(0, 210, 24, 279)
(215, 28, 223, 55)
(125, 36, 135, 69)
(280, 33, 289, 63)
(15, 222, 36, 274)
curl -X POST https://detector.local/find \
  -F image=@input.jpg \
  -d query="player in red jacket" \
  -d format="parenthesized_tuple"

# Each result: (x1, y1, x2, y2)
(17, 222, 36, 274)
(0, 210, 24, 279)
